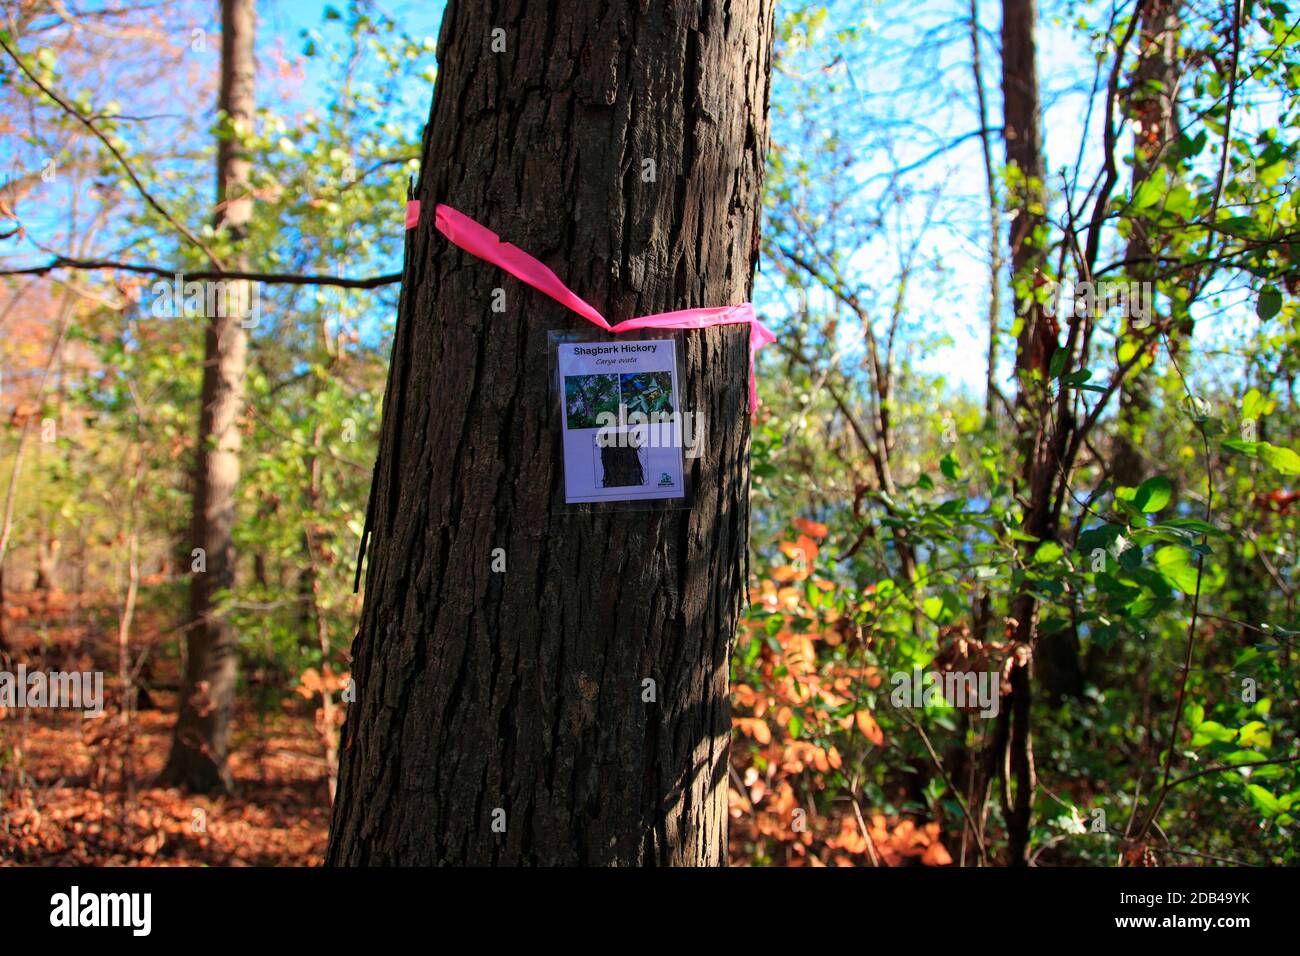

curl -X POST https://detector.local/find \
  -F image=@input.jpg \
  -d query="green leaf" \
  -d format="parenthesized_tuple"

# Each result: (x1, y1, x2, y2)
(1247, 784, 1281, 816)
(1242, 387, 1267, 422)
(1259, 442, 1300, 475)
(1157, 518, 1225, 537)
(1164, 183, 1194, 217)
(1238, 721, 1273, 749)
(1049, 347, 1068, 380)
(1154, 546, 1200, 594)
(1221, 439, 1261, 457)
(1190, 720, 1236, 746)
(922, 591, 961, 623)
(1256, 286, 1283, 321)
(1034, 541, 1065, 564)
(1133, 476, 1172, 513)
(1133, 173, 1164, 210)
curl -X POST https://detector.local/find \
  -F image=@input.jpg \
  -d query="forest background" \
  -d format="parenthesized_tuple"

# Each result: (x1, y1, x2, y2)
(1, 0, 1298, 866)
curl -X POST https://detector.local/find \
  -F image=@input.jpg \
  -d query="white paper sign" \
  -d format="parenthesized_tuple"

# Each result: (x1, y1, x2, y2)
(557, 338, 686, 503)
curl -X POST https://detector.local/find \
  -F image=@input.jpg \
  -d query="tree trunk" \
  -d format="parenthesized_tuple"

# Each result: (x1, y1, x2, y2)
(160, 0, 255, 793)
(969, 0, 1003, 423)
(327, 0, 774, 865)
(993, 0, 1051, 865)
(1113, 0, 1181, 488)
(0, 565, 7, 656)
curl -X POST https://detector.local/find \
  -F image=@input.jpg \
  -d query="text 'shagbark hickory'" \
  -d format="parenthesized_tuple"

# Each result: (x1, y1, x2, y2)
(327, 0, 776, 864)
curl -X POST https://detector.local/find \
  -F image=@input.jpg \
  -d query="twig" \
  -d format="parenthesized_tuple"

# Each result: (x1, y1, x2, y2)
(0, 34, 222, 267)
(0, 255, 402, 289)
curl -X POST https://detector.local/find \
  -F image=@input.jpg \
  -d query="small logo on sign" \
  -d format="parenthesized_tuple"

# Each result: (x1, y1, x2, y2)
(658, 472, 673, 487)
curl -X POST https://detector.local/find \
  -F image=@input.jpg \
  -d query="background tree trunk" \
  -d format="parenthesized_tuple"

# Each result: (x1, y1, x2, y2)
(328, 0, 774, 865)
(993, 0, 1052, 865)
(160, 0, 255, 793)
(1113, 0, 1181, 488)
(969, 0, 1003, 423)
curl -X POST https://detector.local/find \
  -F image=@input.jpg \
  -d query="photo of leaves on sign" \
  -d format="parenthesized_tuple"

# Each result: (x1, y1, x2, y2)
(619, 371, 673, 416)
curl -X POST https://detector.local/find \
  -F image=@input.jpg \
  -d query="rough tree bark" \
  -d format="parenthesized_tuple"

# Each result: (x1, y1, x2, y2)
(327, 0, 774, 865)
(160, 0, 255, 793)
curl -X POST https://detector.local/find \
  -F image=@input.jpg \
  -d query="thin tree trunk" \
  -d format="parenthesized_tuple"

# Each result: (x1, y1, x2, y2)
(0, 293, 74, 630)
(328, 0, 774, 865)
(160, 0, 255, 793)
(305, 421, 339, 802)
(994, 0, 1052, 865)
(117, 420, 145, 802)
(969, 0, 1003, 422)
(1113, 0, 1180, 488)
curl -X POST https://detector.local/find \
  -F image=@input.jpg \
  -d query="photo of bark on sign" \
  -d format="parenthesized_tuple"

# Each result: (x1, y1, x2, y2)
(597, 435, 647, 488)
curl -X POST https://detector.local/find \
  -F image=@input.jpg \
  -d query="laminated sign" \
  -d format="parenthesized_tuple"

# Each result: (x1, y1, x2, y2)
(557, 338, 686, 504)
(415, 202, 776, 509)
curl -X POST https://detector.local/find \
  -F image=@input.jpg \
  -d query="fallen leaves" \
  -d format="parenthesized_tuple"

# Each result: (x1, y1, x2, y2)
(0, 597, 332, 867)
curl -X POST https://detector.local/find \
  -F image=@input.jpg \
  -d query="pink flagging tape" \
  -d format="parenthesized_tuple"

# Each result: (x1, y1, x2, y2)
(431, 202, 773, 412)
(405, 200, 421, 230)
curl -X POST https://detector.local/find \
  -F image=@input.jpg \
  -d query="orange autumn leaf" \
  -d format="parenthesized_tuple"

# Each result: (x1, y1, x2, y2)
(787, 636, 817, 677)
(772, 564, 801, 582)
(733, 717, 772, 744)
(794, 517, 830, 539)
(296, 667, 322, 698)
(855, 710, 885, 746)
(779, 534, 820, 564)
(811, 747, 830, 773)
(889, 819, 929, 857)
(834, 816, 868, 854)
(922, 840, 953, 866)
(752, 579, 780, 609)
(826, 744, 843, 769)
(776, 586, 800, 609)
(772, 781, 798, 814)
(817, 686, 848, 708)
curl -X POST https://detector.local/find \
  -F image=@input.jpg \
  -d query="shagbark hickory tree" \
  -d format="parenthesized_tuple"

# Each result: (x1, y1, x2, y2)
(326, 0, 776, 864)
